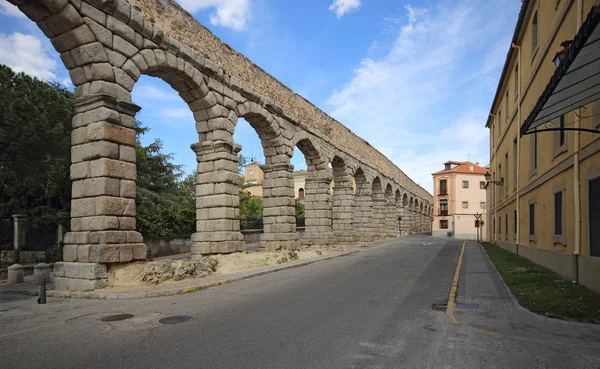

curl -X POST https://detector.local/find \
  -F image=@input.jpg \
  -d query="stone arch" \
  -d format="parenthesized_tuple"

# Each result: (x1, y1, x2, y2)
(291, 131, 326, 169)
(384, 183, 393, 200)
(236, 101, 283, 157)
(395, 189, 402, 203)
(371, 176, 383, 196)
(403, 193, 408, 206)
(354, 167, 369, 194)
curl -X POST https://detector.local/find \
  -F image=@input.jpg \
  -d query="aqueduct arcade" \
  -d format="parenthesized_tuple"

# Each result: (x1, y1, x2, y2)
(10, 0, 433, 290)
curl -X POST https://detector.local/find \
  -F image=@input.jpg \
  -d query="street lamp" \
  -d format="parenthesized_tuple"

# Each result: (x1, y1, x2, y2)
(485, 171, 504, 186)
(553, 40, 572, 68)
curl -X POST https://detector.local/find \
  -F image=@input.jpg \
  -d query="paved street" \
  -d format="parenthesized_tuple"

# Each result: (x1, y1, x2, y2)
(1, 235, 600, 369)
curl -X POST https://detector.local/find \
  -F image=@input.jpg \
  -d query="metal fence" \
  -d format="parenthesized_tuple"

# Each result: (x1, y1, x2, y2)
(240, 218, 263, 231)
(0, 218, 61, 252)
(240, 217, 307, 231)
(24, 221, 58, 251)
(0, 219, 13, 251)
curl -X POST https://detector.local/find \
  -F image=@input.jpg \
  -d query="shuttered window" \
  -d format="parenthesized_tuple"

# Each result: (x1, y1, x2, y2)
(590, 177, 600, 257)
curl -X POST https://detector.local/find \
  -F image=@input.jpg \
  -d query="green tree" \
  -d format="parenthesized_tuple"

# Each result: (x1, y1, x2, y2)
(239, 191, 263, 218)
(134, 123, 195, 238)
(0, 65, 72, 223)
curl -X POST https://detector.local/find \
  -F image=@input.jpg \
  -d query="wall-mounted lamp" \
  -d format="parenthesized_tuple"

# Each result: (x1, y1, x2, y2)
(484, 171, 504, 186)
(553, 40, 572, 68)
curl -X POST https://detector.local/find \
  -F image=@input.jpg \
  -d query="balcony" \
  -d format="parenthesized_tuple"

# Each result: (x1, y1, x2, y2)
(438, 191, 448, 196)
(439, 210, 448, 216)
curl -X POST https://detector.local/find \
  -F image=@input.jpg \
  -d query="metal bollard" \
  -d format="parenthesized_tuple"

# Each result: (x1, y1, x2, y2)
(37, 276, 46, 304)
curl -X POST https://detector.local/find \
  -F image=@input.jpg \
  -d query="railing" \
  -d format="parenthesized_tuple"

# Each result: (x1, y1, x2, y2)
(0, 219, 12, 251)
(438, 191, 448, 195)
(240, 217, 306, 231)
(439, 210, 448, 216)
(240, 218, 263, 231)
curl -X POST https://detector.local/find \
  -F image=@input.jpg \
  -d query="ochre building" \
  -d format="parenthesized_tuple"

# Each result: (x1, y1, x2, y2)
(486, 0, 600, 292)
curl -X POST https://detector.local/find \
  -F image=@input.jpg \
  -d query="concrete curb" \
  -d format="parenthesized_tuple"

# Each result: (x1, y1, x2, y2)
(45, 249, 362, 300)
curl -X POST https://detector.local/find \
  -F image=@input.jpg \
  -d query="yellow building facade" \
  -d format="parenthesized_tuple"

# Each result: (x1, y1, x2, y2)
(486, 0, 600, 292)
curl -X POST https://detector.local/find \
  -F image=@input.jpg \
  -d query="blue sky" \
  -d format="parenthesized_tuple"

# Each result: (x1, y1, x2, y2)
(0, 0, 521, 193)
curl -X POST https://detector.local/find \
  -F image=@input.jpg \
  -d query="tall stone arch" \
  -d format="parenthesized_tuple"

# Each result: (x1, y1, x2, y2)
(330, 154, 354, 243)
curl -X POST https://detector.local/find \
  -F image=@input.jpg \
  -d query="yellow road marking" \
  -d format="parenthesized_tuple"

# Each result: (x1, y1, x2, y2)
(446, 241, 465, 324)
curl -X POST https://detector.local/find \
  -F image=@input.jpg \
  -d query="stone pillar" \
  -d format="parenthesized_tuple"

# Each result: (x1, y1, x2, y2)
(371, 195, 387, 241)
(396, 205, 404, 236)
(353, 188, 373, 242)
(191, 140, 245, 256)
(408, 208, 415, 234)
(386, 202, 397, 238)
(260, 161, 300, 251)
(332, 179, 355, 243)
(11, 214, 26, 263)
(56, 95, 146, 291)
(57, 211, 70, 244)
(302, 173, 334, 246)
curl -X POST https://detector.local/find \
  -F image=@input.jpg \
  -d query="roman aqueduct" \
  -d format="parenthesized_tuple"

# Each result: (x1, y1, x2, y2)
(9, 0, 433, 290)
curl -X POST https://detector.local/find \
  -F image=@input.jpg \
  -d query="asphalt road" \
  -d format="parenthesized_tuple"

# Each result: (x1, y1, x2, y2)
(1, 235, 597, 368)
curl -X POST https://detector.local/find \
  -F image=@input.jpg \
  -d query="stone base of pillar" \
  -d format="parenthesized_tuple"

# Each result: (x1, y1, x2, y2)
(63, 231, 147, 263)
(52, 262, 108, 291)
(300, 232, 334, 247)
(259, 233, 300, 251)
(191, 232, 246, 256)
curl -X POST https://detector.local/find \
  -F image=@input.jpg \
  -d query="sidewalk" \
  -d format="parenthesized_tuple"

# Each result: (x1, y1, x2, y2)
(0, 238, 401, 300)
(448, 241, 600, 347)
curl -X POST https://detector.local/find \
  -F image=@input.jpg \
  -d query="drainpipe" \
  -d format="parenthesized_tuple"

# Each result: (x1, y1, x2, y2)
(572, 0, 583, 284)
(512, 43, 521, 255)
(489, 113, 496, 242)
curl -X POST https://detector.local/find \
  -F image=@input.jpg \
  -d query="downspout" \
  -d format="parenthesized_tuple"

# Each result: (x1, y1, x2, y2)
(512, 43, 521, 255)
(489, 113, 496, 242)
(573, 0, 583, 284)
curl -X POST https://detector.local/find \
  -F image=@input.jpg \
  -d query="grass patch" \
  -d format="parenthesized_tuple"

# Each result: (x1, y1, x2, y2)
(481, 242, 600, 323)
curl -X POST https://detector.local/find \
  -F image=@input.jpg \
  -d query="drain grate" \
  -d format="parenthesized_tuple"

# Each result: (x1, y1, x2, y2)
(101, 314, 134, 322)
(431, 303, 448, 311)
(159, 315, 192, 325)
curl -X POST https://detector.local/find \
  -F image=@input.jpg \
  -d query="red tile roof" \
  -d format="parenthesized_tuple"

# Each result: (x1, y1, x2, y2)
(432, 162, 489, 175)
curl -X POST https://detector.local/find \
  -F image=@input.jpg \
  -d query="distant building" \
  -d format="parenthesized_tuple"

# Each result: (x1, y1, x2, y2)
(431, 161, 488, 240)
(241, 162, 319, 200)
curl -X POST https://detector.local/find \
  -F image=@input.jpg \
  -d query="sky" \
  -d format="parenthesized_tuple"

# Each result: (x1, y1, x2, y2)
(0, 0, 522, 193)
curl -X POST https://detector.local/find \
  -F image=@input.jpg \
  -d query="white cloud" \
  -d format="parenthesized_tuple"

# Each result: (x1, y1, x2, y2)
(177, 0, 250, 31)
(329, 0, 361, 18)
(0, 1, 25, 18)
(326, 1, 519, 193)
(0, 32, 57, 80)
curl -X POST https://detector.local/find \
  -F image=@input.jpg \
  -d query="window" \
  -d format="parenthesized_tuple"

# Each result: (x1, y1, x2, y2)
(444, 163, 451, 170)
(590, 177, 600, 256)
(514, 209, 517, 240)
(440, 220, 448, 229)
(298, 188, 305, 200)
(439, 179, 447, 195)
(499, 215, 502, 235)
(553, 115, 566, 157)
(554, 188, 565, 244)
(529, 202, 535, 239)
(514, 64, 519, 99)
(462, 202, 468, 209)
(505, 91, 509, 119)
(513, 138, 517, 190)
(439, 199, 448, 216)
(480, 181, 486, 189)
(462, 181, 469, 189)
(505, 214, 508, 238)
(530, 128, 538, 174)
(505, 152, 509, 193)
(498, 164, 502, 199)
(480, 202, 486, 210)
(531, 11, 538, 56)
(498, 110, 502, 134)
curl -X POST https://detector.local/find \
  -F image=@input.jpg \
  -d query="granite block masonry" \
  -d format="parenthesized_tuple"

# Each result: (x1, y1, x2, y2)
(12, 0, 432, 291)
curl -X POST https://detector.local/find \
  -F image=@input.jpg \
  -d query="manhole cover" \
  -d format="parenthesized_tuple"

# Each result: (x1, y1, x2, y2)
(159, 315, 192, 325)
(101, 314, 134, 322)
